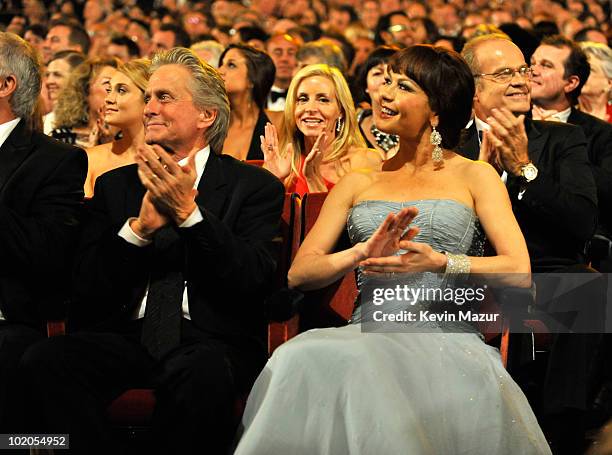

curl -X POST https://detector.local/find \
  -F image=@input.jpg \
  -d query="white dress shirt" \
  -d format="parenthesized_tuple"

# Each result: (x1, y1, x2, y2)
(117, 146, 211, 320)
(475, 116, 508, 184)
(0, 117, 21, 321)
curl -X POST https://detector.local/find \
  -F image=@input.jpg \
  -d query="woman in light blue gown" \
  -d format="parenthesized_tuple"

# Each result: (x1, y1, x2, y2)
(234, 45, 551, 455)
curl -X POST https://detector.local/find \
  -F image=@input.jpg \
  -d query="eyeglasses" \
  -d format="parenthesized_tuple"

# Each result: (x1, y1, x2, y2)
(473, 65, 533, 83)
(387, 23, 419, 33)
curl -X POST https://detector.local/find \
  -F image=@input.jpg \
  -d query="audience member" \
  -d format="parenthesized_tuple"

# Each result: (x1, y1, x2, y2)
(266, 33, 301, 111)
(218, 43, 275, 160)
(42, 20, 90, 63)
(354, 45, 399, 159)
(190, 40, 225, 67)
(531, 36, 612, 267)
(460, 34, 599, 454)
(0, 32, 86, 433)
(107, 35, 141, 61)
(85, 58, 150, 197)
(19, 47, 284, 455)
(261, 64, 381, 194)
(234, 44, 550, 455)
(579, 41, 612, 123)
(296, 39, 347, 73)
(43, 50, 85, 132)
(149, 23, 191, 55)
(51, 56, 118, 148)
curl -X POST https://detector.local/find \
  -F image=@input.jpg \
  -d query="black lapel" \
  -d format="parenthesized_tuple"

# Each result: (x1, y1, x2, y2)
(0, 120, 34, 194)
(459, 122, 479, 161)
(526, 119, 547, 166)
(196, 153, 229, 218)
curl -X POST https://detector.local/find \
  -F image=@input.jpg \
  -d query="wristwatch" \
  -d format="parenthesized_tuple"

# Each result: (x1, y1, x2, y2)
(519, 162, 538, 182)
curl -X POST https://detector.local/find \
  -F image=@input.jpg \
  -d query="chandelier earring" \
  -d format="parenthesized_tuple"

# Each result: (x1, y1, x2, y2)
(336, 117, 344, 134)
(430, 124, 443, 163)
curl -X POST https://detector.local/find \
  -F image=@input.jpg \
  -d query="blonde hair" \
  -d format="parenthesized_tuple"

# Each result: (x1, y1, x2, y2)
(116, 58, 151, 95)
(54, 57, 119, 129)
(280, 64, 366, 186)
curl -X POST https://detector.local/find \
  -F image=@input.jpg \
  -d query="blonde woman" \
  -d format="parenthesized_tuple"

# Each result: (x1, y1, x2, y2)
(50, 57, 118, 147)
(85, 59, 150, 197)
(261, 64, 382, 194)
(579, 41, 612, 123)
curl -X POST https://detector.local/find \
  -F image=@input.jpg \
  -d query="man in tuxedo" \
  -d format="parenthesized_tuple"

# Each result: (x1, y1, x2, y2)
(530, 35, 612, 267)
(459, 35, 600, 454)
(21, 48, 284, 453)
(0, 32, 87, 429)
(266, 33, 301, 111)
(460, 34, 598, 271)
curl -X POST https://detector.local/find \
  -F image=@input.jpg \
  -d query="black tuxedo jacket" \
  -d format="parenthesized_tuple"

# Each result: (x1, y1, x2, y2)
(459, 119, 597, 270)
(0, 120, 87, 327)
(72, 153, 284, 352)
(567, 108, 612, 235)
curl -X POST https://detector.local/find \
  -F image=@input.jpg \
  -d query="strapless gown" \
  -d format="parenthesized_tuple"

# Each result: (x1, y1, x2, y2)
(234, 200, 551, 454)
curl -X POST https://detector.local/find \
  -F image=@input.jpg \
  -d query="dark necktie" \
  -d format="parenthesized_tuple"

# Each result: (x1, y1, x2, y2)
(270, 89, 288, 103)
(141, 227, 184, 360)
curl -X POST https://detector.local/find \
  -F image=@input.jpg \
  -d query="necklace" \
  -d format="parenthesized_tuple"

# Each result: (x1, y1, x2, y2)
(370, 123, 399, 152)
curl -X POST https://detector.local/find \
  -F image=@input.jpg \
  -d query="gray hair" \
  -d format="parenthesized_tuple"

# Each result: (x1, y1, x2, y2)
(190, 40, 225, 68)
(0, 32, 42, 122)
(297, 40, 347, 73)
(580, 41, 612, 79)
(150, 47, 230, 154)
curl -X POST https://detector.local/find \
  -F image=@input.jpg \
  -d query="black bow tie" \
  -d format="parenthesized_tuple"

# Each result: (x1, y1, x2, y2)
(270, 90, 288, 103)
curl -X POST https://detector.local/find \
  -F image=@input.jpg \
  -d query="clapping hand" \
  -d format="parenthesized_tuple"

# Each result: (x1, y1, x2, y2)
(261, 122, 291, 179)
(302, 132, 326, 182)
(136, 144, 198, 225)
(356, 207, 447, 275)
(485, 108, 530, 175)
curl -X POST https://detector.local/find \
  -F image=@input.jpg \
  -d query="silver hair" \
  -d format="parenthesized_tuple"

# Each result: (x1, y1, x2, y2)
(190, 40, 225, 68)
(150, 47, 230, 154)
(0, 32, 41, 122)
(580, 41, 612, 80)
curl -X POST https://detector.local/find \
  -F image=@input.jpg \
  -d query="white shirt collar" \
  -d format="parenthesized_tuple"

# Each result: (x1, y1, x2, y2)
(177, 145, 210, 189)
(474, 116, 491, 134)
(551, 107, 572, 123)
(0, 118, 21, 150)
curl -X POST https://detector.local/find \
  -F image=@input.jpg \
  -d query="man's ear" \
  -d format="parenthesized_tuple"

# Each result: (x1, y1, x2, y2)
(0, 75, 18, 100)
(564, 75, 580, 95)
(197, 109, 217, 129)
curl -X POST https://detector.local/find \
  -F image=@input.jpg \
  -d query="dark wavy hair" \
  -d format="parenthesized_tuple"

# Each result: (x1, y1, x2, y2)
(219, 43, 275, 110)
(388, 45, 474, 149)
(354, 45, 399, 105)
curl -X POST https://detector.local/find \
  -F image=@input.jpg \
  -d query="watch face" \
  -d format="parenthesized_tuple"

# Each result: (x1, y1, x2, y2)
(522, 164, 538, 181)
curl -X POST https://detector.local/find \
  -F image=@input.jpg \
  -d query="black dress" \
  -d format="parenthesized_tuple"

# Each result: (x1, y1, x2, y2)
(245, 110, 270, 161)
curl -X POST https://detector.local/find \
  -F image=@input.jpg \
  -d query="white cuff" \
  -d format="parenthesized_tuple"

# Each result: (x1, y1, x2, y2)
(118, 218, 152, 247)
(179, 206, 203, 228)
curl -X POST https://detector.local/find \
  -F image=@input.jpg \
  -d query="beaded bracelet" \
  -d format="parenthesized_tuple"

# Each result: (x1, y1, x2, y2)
(444, 252, 471, 274)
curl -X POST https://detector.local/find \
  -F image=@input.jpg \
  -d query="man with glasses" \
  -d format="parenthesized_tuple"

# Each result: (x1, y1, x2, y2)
(376, 11, 433, 47)
(459, 35, 599, 454)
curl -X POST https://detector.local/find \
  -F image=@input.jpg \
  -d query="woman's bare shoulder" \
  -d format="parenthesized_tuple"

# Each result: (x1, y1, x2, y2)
(347, 146, 385, 169)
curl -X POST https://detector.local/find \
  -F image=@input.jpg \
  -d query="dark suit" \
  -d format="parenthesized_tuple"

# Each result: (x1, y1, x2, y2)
(460, 119, 597, 271)
(460, 119, 601, 453)
(0, 119, 86, 429)
(21, 152, 284, 454)
(567, 108, 612, 238)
